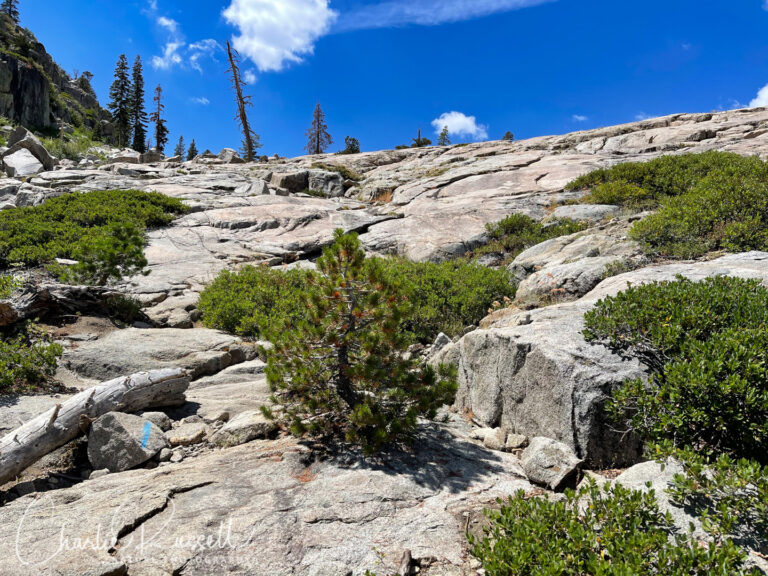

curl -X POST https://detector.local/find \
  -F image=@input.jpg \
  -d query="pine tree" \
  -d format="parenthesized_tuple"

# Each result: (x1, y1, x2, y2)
(411, 129, 432, 148)
(305, 102, 333, 155)
(339, 136, 360, 155)
(502, 131, 515, 142)
(108, 55, 132, 148)
(174, 136, 185, 158)
(76, 71, 96, 98)
(437, 126, 451, 146)
(186, 139, 198, 161)
(149, 84, 169, 153)
(263, 230, 457, 454)
(1, 0, 20, 24)
(130, 56, 148, 153)
(226, 41, 261, 162)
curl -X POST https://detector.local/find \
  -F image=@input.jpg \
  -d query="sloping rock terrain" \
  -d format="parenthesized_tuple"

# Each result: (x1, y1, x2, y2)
(2, 108, 768, 575)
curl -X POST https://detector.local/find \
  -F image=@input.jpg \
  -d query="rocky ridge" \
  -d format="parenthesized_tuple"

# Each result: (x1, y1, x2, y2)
(1, 108, 768, 575)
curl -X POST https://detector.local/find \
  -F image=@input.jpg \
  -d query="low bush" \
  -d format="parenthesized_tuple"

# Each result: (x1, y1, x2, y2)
(376, 257, 515, 343)
(631, 169, 768, 258)
(471, 213, 587, 265)
(0, 190, 187, 284)
(310, 162, 362, 181)
(567, 151, 768, 208)
(199, 257, 514, 345)
(470, 480, 755, 576)
(0, 274, 19, 298)
(584, 276, 768, 462)
(41, 127, 101, 161)
(198, 265, 315, 339)
(0, 323, 63, 394)
(662, 446, 768, 543)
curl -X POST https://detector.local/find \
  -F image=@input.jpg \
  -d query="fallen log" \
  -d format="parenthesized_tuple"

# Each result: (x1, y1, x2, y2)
(0, 368, 189, 486)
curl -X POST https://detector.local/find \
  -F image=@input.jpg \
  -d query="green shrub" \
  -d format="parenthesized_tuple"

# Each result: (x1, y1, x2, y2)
(584, 276, 768, 463)
(377, 257, 515, 343)
(0, 190, 187, 284)
(200, 257, 513, 345)
(198, 265, 315, 339)
(470, 480, 755, 576)
(263, 231, 457, 454)
(310, 162, 362, 181)
(41, 128, 100, 161)
(0, 274, 19, 298)
(471, 213, 587, 265)
(567, 151, 768, 208)
(661, 446, 768, 542)
(578, 180, 657, 209)
(631, 169, 768, 258)
(0, 323, 63, 394)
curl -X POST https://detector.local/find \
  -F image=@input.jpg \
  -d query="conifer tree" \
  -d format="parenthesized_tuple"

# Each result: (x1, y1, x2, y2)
(411, 129, 432, 148)
(77, 71, 96, 98)
(186, 139, 198, 161)
(149, 84, 169, 153)
(263, 230, 457, 454)
(226, 41, 261, 162)
(174, 136, 185, 158)
(108, 55, 132, 148)
(437, 126, 451, 146)
(502, 131, 515, 142)
(305, 102, 333, 155)
(130, 56, 148, 153)
(1, 0, 20, 24)
(339, 136, 360, 155)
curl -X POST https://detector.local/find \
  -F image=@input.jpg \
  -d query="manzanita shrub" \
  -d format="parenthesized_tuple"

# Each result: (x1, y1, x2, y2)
(583, 275, 768, 461)
(0, 189, 187, 285)
(470, 480, 756, 576)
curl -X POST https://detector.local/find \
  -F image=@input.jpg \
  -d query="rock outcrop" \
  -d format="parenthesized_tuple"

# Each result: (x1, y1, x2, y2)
(454, 251, 768, 467)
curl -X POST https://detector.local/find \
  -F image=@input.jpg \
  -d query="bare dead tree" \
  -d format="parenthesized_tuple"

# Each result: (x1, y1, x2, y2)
(226, 41, 261, 162)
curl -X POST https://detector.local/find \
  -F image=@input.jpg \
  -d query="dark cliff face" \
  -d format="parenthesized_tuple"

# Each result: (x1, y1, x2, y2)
(0, 16, 109, 131)
(0, 52, 51, 128)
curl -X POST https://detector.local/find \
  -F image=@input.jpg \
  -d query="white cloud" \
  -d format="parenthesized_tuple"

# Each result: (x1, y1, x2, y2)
(152, 41, 184, 70)
(431, 111, 489, 141)
(337, 0, 554, 31)
(189, 39, 222, 72)
(157, 16, 179, 33)
(764, 0, 768, 10)
(222, 0, 338, 72)
(750, 84, 768, 108)
(572, 114, 588, 122)
(191, 97, 210, 105)
(244, 69, 257, 84)
(634, 112, 651, 121)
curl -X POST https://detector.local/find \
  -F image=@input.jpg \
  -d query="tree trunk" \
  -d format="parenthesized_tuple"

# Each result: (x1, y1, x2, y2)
(0, 368, 189, 486)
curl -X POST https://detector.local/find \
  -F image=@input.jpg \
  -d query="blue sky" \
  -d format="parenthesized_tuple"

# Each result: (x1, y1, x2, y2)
(19, 0, 768, 156)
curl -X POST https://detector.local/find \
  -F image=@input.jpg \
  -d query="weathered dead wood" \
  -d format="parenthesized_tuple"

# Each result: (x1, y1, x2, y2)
(0, 368, 189, 485)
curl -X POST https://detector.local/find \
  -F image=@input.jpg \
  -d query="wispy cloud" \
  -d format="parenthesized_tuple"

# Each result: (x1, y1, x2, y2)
(572, 114, 588, 122)
(191, 97, 210, 105)
(764, 0, 768, 11)
(244, 69, 257, 84)
(750, 84, 768, 108)
(222, 0, 553, 72)
(431, 111, 488, 141)
(189, 39, 222, 72)
(634, 112, 651, 121)
(223, 0, 337, 72)
(336, 0, 555, 32)
(146, 2, 220, 72)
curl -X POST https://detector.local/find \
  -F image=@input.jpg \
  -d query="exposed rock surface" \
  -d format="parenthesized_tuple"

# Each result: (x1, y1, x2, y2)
(87, 412, 169, 472)
(0, 416, 533, 576)
(210, 409, 276, 448)
(455, 251, 768, 467)
(62, 327, 258, 382)
(521, 436, 582, 489)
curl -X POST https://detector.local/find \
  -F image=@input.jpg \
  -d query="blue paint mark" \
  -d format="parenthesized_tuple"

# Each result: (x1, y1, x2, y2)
(140, 421, 152, 449)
